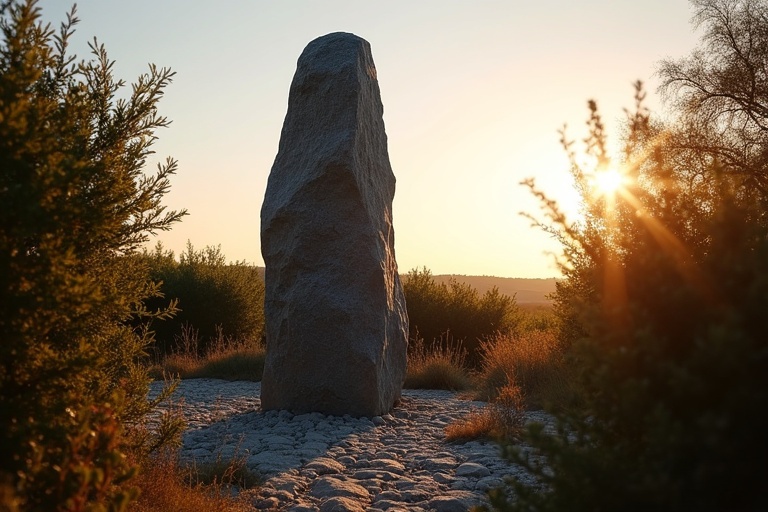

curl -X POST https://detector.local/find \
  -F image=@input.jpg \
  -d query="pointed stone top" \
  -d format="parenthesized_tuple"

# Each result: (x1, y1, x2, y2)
(297, 32, 377, 80)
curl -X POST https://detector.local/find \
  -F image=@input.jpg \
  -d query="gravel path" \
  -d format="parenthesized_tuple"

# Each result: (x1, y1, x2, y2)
(149, 379, 551, 511)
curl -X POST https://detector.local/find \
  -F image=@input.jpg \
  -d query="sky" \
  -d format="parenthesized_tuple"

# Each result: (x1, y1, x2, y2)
(38, 1, 701, 278)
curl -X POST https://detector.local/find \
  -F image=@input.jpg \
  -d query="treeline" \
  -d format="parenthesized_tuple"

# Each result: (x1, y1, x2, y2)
(142, 256, 522, 369)
(402, 267, 520, 367)
(141, 243, 265, 357)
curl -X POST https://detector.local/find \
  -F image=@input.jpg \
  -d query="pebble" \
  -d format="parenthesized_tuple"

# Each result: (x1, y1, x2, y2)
(149, 379, 553, 511)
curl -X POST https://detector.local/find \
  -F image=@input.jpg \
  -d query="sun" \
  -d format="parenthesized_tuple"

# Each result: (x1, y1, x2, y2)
(592, 167, 626, 197)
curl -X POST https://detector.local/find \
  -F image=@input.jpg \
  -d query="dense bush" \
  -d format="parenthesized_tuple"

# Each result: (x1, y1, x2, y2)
(475, 330, 573, 411)
(494, 2, 768, 510)
(402, 267, 519, 366)
(0, 2, 184, 509)
(143, 242, 265, 356)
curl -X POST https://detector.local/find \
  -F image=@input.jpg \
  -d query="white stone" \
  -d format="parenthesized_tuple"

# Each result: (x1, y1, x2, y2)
(305, 457, 345, 475)
(455, 462, 491, 478)
(310, 476, 370, 500)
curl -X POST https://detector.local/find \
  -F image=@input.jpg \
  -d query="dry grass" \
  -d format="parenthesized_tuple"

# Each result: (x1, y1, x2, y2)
(474, 330, 575, 410)
(445, 382, 526, 442)
(404, 336, 472, 391)
(129, 450, 257, 512)
(150, 327, 265, 381)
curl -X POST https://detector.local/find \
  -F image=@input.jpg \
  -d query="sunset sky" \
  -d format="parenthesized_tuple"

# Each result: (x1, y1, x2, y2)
(39, 1, 699, 278)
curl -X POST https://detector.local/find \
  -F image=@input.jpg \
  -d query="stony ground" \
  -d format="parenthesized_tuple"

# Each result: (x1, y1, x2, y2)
(149, 379, 552, 511)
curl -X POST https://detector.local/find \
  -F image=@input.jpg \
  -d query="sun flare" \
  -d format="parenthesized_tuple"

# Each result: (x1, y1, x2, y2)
(592, 167, 626, 197)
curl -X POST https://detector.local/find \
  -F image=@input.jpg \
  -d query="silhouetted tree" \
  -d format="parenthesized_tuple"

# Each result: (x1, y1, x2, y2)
(660, 0, 768, 197)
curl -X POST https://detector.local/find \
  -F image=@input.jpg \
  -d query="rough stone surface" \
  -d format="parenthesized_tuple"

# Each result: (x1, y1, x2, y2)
(260, 31, 407, 417)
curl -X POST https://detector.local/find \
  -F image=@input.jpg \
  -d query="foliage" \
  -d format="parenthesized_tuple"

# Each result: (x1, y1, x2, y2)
(0, 1, 185, 509)
(474, 330, 575, 411)
(402, 267, 519, 366)
(493, 2, 768, 510)
(404, 335, 472, 391)
(143, 242, 265, 357)
(149, 326, 265, 382)
(445, 383, 525, 443)
(129, 450, 255, 512)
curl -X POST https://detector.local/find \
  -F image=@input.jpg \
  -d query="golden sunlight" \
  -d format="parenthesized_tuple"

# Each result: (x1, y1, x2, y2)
(592, 167, 625, 197)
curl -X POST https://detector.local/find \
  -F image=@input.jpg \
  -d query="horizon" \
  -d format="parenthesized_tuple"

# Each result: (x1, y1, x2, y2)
(39, 1, 700, 279)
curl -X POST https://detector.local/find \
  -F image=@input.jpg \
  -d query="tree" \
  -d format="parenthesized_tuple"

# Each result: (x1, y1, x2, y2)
(659, 0, 768, 197)
(0, 1, 185, 509)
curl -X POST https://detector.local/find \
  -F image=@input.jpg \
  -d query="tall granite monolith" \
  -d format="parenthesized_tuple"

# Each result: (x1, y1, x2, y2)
(259, 32, 408, 417)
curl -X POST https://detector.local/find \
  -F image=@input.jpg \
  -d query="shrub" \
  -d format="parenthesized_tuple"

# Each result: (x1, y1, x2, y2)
(150, 327, 266, 382)
(445, 383, 525, 442)
(475, 330, 575, 411)
(0, 1, 185, 509)
(403, 267, 519, 366)
(494, 4, 768, 507)
(130, 450, 255, 512)
(404, 335, 472, 391)
(143, 242, 265, 356)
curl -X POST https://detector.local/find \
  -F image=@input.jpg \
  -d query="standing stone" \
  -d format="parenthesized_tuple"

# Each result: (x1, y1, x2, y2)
(260, 32, 408, 417)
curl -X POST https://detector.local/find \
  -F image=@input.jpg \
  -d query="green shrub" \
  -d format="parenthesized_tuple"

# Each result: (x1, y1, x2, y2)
(143, 242, 265, 356)
(403, 267, 519, 366)
(0, 2, 185, 509)
(493, 3, 768, 507)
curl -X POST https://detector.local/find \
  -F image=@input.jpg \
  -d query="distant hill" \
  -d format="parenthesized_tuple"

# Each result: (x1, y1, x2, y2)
(432, 275, 557, 304)
(255, 267, 557, 304)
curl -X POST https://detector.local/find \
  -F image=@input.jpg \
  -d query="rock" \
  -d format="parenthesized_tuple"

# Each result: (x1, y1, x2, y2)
(352, 469, 401, 481)
(368, 458, 405, 474)
(455, 462, 491, 478)
(260, 31, 408, 417)
(429, 492, 484, 512)
(254, 497, 280, 509)
(310, 475, 371, 501)
(319, 496, 368, 512)
(419, 456, 457, 471)
(475, 476, 505, 492)
(305, 457, 345, 475)
(286, 504, 319, 512)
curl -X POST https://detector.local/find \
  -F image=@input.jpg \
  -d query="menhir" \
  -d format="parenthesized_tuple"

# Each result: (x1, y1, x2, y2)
(259, 32, 408, 417)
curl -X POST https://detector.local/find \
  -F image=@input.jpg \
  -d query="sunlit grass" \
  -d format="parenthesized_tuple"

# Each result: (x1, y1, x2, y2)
(474, 330, 577, 411)
(404, 335, 472, 391)
(149, 330, 265, 382)
(129, 450, 257, 512)
(445, 383, 526, 442)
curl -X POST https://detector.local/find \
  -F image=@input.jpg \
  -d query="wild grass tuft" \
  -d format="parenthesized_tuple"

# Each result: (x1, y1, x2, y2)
(130, 449, 257, 512)
(149, 326, 265, 381)
(474, 330, 576, 411)
(185, 439, 260, 491)
(404, 335, 472, 391)
(445, 383, 526, 442)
